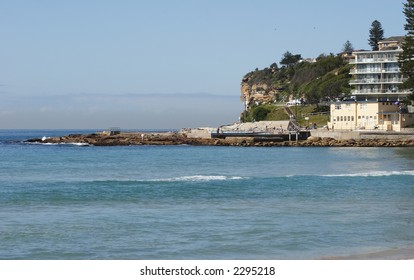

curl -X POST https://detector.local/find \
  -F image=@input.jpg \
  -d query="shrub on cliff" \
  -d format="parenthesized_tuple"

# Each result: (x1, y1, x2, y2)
(251, 106, 271, 121)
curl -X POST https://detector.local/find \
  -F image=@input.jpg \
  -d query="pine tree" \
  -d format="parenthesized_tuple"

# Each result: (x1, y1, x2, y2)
(342, 40, 354, 53)
(280, 51, 302, 68)
(399, 0, 414, 100)
(368, 20, 385, 51)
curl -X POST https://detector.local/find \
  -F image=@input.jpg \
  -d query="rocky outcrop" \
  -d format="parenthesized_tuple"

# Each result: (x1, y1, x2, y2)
(241, 79, 280, 111)
(298, 137, 414, 147)
(25, 132, 414, 147)
(26, 132, 218, 146)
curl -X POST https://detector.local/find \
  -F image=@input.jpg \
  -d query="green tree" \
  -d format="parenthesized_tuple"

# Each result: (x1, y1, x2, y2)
(342, 40, 354, 53)
(399, 0, 414, 101)
(368, 20, 385, 50)
(280, 51, 302, 67)
(251, 106, 271, 121)
(269, 62, 278, 70)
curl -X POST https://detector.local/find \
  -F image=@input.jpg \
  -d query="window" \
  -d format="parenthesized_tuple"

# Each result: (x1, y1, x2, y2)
(348, 116, 351, 121)
(335, 104, 341, 110)
(351, 116, 355, 121)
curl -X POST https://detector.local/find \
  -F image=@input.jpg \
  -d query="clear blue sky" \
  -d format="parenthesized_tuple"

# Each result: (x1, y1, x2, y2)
(0, 0, 407, 129)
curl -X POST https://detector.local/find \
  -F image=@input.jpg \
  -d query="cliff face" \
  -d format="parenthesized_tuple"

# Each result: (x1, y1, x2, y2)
(240, 75, 282, 111)
(240, 68, 283, 111)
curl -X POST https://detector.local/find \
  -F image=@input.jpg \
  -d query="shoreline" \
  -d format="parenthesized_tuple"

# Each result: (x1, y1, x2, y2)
(25, 131, 414, 147)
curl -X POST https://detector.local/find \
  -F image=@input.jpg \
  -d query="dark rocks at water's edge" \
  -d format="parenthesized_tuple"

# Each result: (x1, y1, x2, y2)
(25, 132, 217, 146)
(292, 137, 414, 147)
(25, 132, 414, 147)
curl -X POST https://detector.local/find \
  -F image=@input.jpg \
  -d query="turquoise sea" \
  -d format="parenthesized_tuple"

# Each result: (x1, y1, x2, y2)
(1, 129, 414, 259)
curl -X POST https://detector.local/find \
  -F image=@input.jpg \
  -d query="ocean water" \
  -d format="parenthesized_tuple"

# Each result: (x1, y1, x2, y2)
(1, 129, 414, 259)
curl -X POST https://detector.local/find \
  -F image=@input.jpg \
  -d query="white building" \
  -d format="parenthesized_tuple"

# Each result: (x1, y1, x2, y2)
(328, 36, 414, 131)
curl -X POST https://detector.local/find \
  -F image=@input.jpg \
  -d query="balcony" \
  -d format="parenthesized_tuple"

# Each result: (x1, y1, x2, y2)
(349, 78, 404, 85)
(350, 68, 400, 74)
(349, 58, 398, 64)
(351, 89, 411, 95)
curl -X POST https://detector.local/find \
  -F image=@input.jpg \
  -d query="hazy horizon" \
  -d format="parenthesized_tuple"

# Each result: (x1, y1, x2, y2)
(0, 93, 243, 129)
(0, 0, 406, 129)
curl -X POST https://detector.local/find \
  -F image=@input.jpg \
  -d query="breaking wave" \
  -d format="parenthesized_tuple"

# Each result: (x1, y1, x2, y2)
(150, 175, 246, 182)
(26, 141, 91, 146)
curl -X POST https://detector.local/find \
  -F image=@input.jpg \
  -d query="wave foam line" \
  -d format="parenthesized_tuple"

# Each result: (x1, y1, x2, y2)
(322, 170, 414, 177)
(64, 175, 247, 184)
(150, 175, 246, 182)
(26, 142, 91, 146)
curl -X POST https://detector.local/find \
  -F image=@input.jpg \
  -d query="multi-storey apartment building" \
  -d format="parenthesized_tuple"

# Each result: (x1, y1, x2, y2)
(328, 36, 414, 131)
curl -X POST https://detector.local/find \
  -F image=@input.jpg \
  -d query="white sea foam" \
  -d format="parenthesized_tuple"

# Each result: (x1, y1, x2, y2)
(41, 136, 50, 141)
(66, 142, 91, 146)
(151, 175, 245, 182)
(322, 170, 414, 177)
(27, 142, 91, 146)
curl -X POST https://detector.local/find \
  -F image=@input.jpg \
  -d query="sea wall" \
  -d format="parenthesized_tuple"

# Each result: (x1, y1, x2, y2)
(311, 130, 414, 141)
(310, 130, 360, 140)
(181, 128, 213, 139)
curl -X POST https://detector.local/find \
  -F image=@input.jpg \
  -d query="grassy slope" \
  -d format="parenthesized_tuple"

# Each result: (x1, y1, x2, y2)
(244, 104, 329, 127)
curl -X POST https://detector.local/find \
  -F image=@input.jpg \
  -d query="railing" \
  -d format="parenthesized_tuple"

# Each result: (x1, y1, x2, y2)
(301, 111, 329, 117)
(349, 58, 399, 64)
(350, 68, 399, 74)
(351, 89, 411, 94)
(350, 78, 404, 84)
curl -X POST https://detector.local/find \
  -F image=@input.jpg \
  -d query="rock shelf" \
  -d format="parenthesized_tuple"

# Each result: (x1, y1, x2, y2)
(25, 132, 414, 147)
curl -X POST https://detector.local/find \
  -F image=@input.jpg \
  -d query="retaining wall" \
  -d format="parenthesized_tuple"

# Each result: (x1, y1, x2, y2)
(311, 130, 414, 141)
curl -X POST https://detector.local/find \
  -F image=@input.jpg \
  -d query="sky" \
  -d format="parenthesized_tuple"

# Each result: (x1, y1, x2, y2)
(0, 0, 407, 129)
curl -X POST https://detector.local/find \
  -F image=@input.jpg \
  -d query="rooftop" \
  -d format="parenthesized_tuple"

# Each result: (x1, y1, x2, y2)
(378, 36, 405, 44)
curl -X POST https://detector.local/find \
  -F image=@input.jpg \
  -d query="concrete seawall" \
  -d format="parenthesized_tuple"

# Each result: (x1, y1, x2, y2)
(311, 130, 414, 141)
